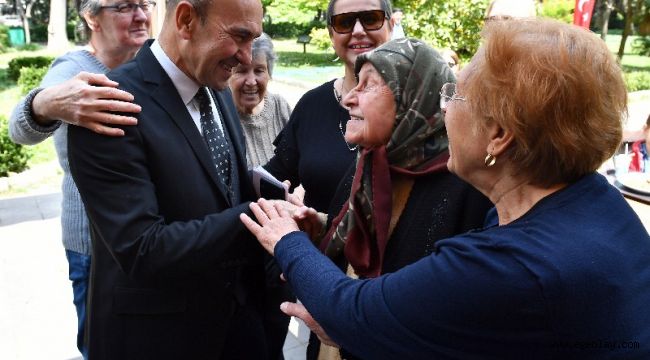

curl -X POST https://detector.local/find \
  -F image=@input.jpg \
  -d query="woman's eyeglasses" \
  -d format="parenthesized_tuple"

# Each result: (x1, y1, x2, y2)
(439, 82, 466, 111)
(330, 10, 388, 34)
(100, 1, 156, 14)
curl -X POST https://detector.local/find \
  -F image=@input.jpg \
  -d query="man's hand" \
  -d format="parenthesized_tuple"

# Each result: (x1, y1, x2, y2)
(31, 71, 140, 136)
(240, 198, 300, 255)
(280, 302, 339, 348)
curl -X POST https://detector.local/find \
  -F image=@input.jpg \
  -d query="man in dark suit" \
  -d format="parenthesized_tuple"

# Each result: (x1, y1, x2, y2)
(67, 0, 268, 358)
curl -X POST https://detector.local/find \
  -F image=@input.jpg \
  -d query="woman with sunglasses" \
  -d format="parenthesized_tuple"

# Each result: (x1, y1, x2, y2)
(264, 0, 393, 214)
(243, 19, 650, 359)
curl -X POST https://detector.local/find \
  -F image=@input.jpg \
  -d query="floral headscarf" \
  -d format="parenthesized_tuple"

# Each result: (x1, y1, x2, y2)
(320, 38, 455, 277)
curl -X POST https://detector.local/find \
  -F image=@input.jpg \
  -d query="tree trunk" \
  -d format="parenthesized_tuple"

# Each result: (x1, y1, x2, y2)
(48, 0, 68, 50)
(617, 0, 634, 62)
(600, 0, 614, 40)
(14, 1, 28, 45)
(24, 2, 35, 44)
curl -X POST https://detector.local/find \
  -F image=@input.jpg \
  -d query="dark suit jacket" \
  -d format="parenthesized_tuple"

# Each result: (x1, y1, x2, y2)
(68, 40, 266, 360)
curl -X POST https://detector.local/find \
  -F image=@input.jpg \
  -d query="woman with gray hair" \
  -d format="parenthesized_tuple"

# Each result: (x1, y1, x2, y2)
(229, 33, 292, 168)
(8, 0, 152, 357)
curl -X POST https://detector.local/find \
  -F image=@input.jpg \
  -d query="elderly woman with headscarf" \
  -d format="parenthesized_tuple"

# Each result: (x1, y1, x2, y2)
(242, 19, 650, 360)
(299, 38, 492, 359)
(318, 38, 492, 281)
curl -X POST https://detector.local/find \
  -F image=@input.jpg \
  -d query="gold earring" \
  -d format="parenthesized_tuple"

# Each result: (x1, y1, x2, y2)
(484, 153, 496, 167)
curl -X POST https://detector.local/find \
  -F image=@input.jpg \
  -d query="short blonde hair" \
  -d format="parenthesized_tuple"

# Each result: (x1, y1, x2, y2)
(464, 18, 626, 187)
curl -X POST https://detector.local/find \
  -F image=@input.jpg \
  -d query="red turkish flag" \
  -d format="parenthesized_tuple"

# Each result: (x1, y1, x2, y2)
(574, 0, 596, 29)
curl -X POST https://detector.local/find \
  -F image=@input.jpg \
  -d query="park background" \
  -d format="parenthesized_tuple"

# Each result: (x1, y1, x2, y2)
(0, 0, 649, 184)
(0, 0, 648, 359)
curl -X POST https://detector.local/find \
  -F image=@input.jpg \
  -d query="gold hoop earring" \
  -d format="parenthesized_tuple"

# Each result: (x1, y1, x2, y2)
(484, 153, 496, 167)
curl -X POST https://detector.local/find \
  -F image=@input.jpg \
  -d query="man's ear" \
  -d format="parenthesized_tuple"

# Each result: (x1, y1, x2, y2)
(84, 12, 99, 32)
(175, 1, 198, 40)
(485, 121, 514, 157)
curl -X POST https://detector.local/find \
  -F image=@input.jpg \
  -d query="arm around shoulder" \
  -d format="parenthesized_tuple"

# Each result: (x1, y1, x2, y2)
(9, 87, 61, 145)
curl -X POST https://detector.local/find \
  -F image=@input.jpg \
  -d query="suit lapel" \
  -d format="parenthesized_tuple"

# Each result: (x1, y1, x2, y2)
(136, 42, 232, 204)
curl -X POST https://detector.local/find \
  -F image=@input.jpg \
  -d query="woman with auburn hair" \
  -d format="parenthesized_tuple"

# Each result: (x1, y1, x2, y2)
(241, 18, 650, 359)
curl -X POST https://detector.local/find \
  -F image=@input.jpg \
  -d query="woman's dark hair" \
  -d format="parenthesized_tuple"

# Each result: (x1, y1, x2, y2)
(326, 0, 393, 25)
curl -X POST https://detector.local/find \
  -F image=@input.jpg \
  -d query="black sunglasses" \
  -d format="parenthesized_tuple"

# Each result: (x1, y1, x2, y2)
(330, 10, 388, 34)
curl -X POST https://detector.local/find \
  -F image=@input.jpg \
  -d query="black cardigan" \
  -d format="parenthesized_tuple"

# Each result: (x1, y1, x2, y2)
(326, 164, 493, 275)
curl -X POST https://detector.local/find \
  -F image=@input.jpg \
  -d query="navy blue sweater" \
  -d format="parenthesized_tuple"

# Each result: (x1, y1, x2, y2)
(275, 173, 650, 359)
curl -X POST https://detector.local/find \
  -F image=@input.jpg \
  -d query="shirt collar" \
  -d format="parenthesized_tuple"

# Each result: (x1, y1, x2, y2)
(150, 40, 200, 106)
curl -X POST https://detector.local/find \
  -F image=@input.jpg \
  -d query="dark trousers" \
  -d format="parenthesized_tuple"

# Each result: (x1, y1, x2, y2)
(220, 302, 269, 359)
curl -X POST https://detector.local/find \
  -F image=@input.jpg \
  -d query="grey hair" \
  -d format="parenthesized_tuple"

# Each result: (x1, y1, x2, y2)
(77, 0, 103, 40)
(252, 33, 277, 76)
(326, 0, 393, 26)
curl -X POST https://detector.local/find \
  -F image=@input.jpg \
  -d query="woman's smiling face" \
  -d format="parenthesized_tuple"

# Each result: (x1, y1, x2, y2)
(329, 0, 392, 71)
(229, 54, 271, 115)
(341, 62, 396, 148)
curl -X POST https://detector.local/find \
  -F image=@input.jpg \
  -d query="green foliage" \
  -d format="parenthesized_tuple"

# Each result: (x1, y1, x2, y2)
(29, 21, 75, 43)
(0, 115, 31, 176)
(17, 43, 42, 51)
(67, 21, 76, 41)
(18, 66, 47, 95)
(309, 27, 331, 50)
(264, 0, 328, 37)
(30, 23, 47, 43)
(539, 0, 574, 24)
(633, 36, 650, 56)
(7, 56, 54, 81)
(404, 0, 488, 58)
(0, 25, 9, 54)
(265, 19, 325, 38)
(265, 22, 310, 38)
(0, 68, 10, 91)
(276, 51, 338, 67)
(266, 0, 328, 23)
(624, 71, 650, 91)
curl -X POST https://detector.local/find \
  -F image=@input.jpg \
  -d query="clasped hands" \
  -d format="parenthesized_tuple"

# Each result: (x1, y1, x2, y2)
(240, 197, 323, 256)
(239, 196, 338, 348)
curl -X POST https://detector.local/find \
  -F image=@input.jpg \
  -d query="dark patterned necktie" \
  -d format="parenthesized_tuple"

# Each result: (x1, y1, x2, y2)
(195, 87, 231, 189)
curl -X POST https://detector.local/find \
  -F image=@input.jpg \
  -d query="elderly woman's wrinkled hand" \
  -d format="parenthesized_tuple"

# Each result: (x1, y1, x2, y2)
(284, 181, 306, 207)
(32, 71, 140, 135)
(240, 198, 300, 255)
(261, 198, 324, 239)
(292, 206, 326, 240)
